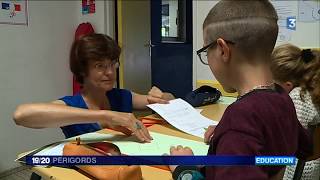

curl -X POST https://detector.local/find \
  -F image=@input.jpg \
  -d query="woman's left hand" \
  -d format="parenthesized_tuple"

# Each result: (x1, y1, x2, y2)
(147, 86, 172, 104)
(132, 86, 174, 110)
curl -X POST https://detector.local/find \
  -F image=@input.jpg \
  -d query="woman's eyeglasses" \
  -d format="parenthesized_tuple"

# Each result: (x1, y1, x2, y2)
(94, 61, 120, 72)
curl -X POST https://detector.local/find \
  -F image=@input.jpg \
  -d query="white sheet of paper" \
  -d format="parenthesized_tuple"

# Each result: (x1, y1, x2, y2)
(147, 98, 218, 138)
(35, 143, 66, 156)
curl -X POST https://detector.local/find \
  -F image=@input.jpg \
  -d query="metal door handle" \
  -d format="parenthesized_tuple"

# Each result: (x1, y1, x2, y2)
(144, 41, 155, 47)
(144, 40, 155, 57)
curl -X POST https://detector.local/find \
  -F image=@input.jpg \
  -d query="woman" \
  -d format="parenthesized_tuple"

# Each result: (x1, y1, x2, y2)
(13, 33, 174, 142)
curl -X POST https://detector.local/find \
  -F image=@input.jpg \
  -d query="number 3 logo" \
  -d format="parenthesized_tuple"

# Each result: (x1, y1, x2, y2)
(287, 17, 296, 30)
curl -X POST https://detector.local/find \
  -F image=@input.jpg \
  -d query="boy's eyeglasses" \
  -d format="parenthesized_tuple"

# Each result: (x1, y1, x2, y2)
(94, 60, 120, 72)
(196, 40, 235, 65)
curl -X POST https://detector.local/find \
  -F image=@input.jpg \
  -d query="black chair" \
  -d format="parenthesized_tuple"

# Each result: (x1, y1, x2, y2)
(293, 122, 320, 180)
(30, 172, 41, 180)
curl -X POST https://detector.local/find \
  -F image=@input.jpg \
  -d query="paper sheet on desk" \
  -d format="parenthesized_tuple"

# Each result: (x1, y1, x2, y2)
(218, 96, 236, 105)
(147, 98, 218, 138)
(32, 132, 209, 156)
(113, 132, 209, 155)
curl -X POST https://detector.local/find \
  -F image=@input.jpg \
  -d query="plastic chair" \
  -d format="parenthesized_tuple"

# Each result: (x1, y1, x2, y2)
(293, 122, 320, 180)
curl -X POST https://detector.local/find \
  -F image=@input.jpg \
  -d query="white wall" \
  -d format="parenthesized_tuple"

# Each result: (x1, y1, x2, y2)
(0, 1, 78, 172)
(193, 0, 320, 83)
(192, 1, 218, 85)
(78, 0, 114, 36)
(0, 0, 114, 173)
(104, 0, 115, 38)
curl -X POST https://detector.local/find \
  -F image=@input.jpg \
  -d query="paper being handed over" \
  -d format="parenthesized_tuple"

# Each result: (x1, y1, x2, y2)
(147, 98, 218, 138)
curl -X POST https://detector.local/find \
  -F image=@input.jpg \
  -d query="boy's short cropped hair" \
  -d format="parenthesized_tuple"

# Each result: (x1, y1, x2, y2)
(203, 0, 278, 60)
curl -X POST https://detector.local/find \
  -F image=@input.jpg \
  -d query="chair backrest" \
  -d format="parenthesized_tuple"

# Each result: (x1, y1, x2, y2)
(307, 122, 320, 161)
(270, 168, 285, 180)
(293, 122, 320, 180)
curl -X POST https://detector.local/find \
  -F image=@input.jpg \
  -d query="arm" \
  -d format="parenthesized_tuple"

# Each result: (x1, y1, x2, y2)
(13, 100, 152, 142)
(169, 146, 205, 180)
(296, 123, 313, 159)
(169, 131, 267, 180)
(168, 125, 216, 179)
(13, 100, 109, 128)
(132, 86, 175, 110)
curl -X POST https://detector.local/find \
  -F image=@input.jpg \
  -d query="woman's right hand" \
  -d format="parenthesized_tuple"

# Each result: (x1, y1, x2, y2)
(107, 111, 153, 143)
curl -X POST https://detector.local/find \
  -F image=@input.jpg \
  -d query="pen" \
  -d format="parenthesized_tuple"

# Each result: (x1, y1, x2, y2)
(140, 117, 163, 121)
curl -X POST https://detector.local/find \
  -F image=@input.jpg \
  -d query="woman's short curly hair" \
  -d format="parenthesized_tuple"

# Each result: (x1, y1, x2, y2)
(70, 33, 121, 84)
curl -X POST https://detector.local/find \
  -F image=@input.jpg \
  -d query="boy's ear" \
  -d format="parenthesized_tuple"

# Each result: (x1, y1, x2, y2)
(216, 38, 231, 63)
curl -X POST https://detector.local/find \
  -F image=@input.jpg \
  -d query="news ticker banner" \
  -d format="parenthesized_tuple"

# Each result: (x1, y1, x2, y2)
(26, 156, 296, 166)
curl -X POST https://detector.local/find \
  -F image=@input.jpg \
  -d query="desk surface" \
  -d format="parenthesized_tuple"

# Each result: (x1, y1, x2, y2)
(22, 103, 227, 180)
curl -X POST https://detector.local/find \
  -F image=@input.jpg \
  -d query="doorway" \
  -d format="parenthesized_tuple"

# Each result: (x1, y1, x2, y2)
(116, 0, 193, 98)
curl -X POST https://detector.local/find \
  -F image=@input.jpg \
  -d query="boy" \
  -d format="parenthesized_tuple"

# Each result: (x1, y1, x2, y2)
(169, 1, 312, 179)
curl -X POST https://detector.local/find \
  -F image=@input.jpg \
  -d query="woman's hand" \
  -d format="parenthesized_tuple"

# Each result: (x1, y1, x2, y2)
(168, 145, 194, 172)
(108, 125, 133, 136)
(147, 86, 174, 104)
(107, 112, 153, 143)
(204, 125, 216, 144)
(132, 86, 175, 110)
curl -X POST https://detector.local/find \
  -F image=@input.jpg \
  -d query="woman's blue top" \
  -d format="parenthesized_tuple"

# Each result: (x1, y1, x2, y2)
(59, 88, 132, 138)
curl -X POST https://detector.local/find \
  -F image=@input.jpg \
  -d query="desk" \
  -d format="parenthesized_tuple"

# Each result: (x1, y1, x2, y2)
(19, 103, 227, 180)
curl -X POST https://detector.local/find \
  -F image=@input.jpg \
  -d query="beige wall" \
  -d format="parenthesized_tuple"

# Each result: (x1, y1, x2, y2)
(121, 0, 151, 94)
